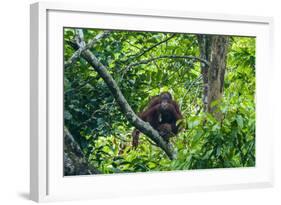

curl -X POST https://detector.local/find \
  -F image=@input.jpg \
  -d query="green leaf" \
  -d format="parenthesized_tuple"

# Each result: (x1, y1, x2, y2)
(236, 115, 244, 129)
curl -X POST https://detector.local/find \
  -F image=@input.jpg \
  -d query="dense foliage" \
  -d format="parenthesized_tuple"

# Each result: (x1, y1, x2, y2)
(64, 28, 255, 174)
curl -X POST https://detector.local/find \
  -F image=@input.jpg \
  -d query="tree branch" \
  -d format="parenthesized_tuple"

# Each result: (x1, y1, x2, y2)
(122, 34, 176, 63)
(126, 55, 210, 69)
(71, 29, 176, 160)
(64, 30, 111, 69)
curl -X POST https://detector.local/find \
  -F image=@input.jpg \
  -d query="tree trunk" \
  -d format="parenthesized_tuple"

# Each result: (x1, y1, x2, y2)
(64, 126, 101, 176)
(207, 36, 229, 119)
(197, 35, 229, 119)
(197, 35, 212, 111)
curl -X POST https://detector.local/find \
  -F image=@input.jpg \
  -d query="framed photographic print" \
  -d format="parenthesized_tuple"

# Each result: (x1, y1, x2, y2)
(30, 2, 274, 202)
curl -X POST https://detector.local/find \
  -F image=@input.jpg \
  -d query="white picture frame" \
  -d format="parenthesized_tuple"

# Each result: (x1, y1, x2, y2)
(30, 2, 274, 202)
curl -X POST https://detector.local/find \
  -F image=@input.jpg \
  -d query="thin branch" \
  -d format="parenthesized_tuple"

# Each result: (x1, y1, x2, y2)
(179, 75, 203, 112)
(64, 30, 111, 69)
(72, 29, 176, 160)
(122, 34, 176, 63)
(127, 55, 210, 69)
(119, 55, 209, 83)
(125, 40, 142, 50)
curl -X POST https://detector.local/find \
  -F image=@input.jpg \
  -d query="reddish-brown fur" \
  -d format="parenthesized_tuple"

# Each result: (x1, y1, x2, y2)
(132, 92, 182, 148)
